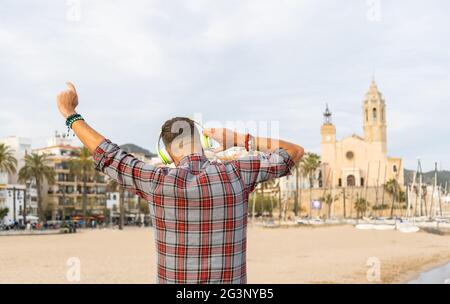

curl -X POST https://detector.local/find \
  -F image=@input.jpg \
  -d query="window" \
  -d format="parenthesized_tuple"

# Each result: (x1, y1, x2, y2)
(365, 109, 368, 122)
(372, 108, 377, 121)
(347, 175, 356, 187)
(393, 165, 398, 173)
(346, 151, 354, 160)
(338, 178, 342, 187)
(360, 178, 365, 187)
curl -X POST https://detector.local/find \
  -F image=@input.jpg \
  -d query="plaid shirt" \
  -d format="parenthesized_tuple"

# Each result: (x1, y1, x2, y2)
(94, 139, 294, 284)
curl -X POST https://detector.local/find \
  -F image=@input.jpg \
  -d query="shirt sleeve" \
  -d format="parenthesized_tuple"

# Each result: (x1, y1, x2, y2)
(236, 148, 295, 192)
(93, 139, 162, 198)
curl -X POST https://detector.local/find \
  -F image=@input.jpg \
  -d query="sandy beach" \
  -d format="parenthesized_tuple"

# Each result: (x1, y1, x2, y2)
(0, 225, 449, 284)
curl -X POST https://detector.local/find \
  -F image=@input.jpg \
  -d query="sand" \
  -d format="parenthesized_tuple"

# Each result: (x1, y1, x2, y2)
(0, 225, 449, 284)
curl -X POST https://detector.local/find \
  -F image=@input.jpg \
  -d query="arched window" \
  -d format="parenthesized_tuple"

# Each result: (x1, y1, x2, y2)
(365, 109, 369, 122)
(393, 165, 397, 173)
(347, 175, 356, 187)
(372, 108, 377, 121)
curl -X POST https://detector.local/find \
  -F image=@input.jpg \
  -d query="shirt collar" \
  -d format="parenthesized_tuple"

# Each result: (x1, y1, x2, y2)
(178, 153, 209, 173)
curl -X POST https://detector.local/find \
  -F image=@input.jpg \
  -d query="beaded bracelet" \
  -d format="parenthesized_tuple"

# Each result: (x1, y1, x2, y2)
(65, 113, 84, 135)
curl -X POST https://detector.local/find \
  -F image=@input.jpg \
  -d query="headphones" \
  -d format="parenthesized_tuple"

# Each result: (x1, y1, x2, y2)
(156, 120, 214, 165)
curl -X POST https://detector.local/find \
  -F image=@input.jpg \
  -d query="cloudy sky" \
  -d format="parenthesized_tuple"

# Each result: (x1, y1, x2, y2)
(0, 0, 449, 171)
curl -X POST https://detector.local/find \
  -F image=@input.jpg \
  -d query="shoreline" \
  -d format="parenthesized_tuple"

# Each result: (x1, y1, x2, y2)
(398, 259, 450, 284)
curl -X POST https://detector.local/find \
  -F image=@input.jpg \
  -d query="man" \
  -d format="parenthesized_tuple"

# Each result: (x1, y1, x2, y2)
(56, 82, 304, 284)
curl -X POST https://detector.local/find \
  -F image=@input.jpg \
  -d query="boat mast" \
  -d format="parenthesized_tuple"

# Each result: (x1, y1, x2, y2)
(330, 170, 336, 219)
(381, 164, 387, 217)
(429, 163, 437, 219)
(375, 160, 381, 209)
(364, 162, 370, 215)
(407, 169, 416, 220)
(418, 159, 424, 217)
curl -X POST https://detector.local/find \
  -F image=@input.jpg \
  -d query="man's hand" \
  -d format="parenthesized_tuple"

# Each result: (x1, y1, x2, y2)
(204, 127, 304, 163)
(57, 82, 79, 119)
(55, 82, 105, 154)
(203, 128, 245, 152)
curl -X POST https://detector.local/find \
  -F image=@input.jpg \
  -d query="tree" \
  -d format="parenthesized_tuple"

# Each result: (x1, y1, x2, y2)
(69, 147, 95, 227)
(0, 207, 9, 221)
(0, 143, 17, 176)
(354, 197, 369, 219)
(18, 153, 55, 222)
(260, 179, 278, 218)
(385, 178, 403, 217)
(107, 179, 125, 230)
(300, 153, 321, 216)
(320, 193, 339, 219)
(293, 165, 300, 216)
(0, 144, 17, 223)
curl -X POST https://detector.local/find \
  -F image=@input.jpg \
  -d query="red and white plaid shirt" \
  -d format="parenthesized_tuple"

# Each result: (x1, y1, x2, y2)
(94, 139, 294, 284)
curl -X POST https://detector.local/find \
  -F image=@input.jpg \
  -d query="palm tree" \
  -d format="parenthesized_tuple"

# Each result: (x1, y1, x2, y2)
(0, 144, 17, 223)
(18, 153, 55, 222)
(107, 179, 125, 230)
(0, 206, 9, 220)
(354, 197, 369, 219)
(69, 147, 95, 227)
(320, 193, 339, 219)
(300, 153, 321, 217)
(293, 165, 300, 216)
(0, 143, 17, 176)
(260, 179, 278, 218)
(385, 178, 403, 217)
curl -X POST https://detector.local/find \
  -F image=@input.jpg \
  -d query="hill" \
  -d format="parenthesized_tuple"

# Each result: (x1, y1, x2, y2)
(404, 169, 450, 187)
(120, 143, 157, 158)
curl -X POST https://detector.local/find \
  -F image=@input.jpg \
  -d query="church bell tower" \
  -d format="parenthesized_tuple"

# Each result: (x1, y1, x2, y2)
(321, 104, 336, 143)
(321, 104, 336, 187)
(363, 80, 387, 153)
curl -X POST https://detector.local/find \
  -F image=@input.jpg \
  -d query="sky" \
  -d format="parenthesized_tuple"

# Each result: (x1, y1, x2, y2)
(0, 0, 449, 171)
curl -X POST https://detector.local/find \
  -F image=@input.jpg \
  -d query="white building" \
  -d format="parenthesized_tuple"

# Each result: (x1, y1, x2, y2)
(46, 131, 74, 147)
(0, 185, 25, 225)
(0, 136, 38, 224)
(0, 136, 32, 184)
(106, 192, 120, 211)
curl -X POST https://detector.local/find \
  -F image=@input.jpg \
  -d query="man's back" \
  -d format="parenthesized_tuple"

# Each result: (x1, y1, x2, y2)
(151, 154, 248, 283)
(94, 140, 294, 283)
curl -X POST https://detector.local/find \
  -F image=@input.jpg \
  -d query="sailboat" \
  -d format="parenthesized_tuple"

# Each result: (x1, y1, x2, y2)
(397, 161, 420, 233)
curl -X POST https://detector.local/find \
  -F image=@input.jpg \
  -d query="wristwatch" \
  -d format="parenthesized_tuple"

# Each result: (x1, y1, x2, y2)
(245, 133, 256, 153)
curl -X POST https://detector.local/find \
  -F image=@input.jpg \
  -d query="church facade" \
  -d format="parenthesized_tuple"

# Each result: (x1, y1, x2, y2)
(320, 80, 404, 188)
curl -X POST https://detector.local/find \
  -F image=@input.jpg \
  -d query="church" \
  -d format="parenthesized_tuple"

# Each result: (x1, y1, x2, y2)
(320, 80, 404, 188)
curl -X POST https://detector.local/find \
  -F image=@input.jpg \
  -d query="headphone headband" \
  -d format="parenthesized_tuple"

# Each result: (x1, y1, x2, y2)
(156, 119, 213, 165)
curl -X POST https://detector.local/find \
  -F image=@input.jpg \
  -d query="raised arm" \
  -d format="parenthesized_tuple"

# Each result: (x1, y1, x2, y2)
(56, 82, 161, 199)
(56, 82, 105, 153)
(204, 128, 304, 191)
(203, 128, 304, 164)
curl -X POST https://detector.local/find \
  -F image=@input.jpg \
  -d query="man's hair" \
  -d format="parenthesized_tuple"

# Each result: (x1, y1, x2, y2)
(161, 117, 199, 148)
